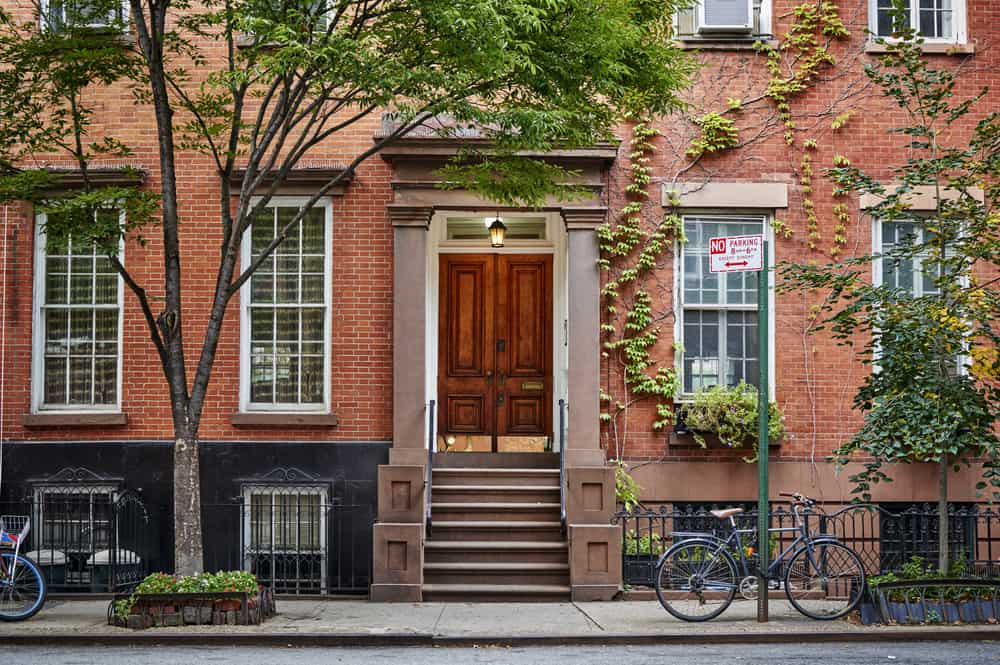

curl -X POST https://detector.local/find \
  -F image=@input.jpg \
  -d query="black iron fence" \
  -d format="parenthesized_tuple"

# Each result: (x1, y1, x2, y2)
(0, 489, 153, 593)
(617, 503, 1000, 587)
(203, 494, 374, 595)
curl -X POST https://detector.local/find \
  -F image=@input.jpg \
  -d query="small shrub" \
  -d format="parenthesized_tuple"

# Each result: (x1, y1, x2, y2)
(114, 571, 260, 621)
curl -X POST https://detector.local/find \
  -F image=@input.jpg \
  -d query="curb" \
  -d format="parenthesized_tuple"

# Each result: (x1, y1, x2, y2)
(4, 629, 999, 648)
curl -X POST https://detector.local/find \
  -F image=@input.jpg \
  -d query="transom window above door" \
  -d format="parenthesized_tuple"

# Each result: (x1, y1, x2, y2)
(443, 216, 547, 243)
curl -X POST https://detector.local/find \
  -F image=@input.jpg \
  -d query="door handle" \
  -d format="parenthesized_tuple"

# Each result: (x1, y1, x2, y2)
(485, 370, 493, 384)
(497, 392, 504, 405)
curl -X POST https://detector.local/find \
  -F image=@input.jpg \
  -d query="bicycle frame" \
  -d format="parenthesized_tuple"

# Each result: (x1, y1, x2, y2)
(665, 504, 839, 583)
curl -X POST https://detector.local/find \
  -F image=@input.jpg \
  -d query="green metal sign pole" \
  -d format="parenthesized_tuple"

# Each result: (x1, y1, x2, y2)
(756, 240, 770, 623)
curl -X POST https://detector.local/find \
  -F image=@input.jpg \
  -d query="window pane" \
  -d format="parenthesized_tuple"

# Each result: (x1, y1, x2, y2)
(45, 257, 68, 304)
(44, 357, 67, 404)
(250, 355, 274, 402)
(302, 208, 324, 253)
(274, 355, 298, 402)
(93, 357, 117, 404)
(68, 357, 92, 403)
(94, 273, 117, 304)
(69, 310, 94, 354)
(94, 310, 118, 355)
(45, 309, 69, 354)
(301, 355, 323, 404)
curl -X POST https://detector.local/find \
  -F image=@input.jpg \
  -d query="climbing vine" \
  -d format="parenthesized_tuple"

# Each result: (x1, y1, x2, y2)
(601, 3, 882, 458)
(599, 119, 682, 462)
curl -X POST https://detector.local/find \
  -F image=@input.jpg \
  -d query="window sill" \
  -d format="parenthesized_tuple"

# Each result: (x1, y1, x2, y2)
(676, 37, 778, 51)
(22, 412, 128, 428)
(230, 412, 339, 427)
(865, 41, 975, 55)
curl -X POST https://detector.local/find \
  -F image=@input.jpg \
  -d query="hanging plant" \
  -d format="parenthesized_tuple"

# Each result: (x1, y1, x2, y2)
(680, 382, 785, 462)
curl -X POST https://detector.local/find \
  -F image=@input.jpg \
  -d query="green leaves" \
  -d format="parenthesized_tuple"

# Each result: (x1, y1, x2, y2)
(681, 382, 785, 463)
(782, 13, 1000, 502)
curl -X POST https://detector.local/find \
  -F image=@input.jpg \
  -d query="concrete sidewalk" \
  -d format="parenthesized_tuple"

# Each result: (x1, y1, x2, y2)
(0, 598, 996, 646)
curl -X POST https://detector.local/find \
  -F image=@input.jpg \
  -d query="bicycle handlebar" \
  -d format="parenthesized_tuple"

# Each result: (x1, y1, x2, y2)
(779, 491, 816, 506)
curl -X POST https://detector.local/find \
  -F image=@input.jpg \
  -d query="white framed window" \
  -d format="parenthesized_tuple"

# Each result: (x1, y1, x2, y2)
(239, 197, 332, 412)
(870, 0, 967, 43)
(40, 0, 129, 31)
(32, 212, 124, 413)
(872, 217, 966, 373)
(872, 219, 948, 297)
(676, 214, 774, 396)
(242, 484, 328, 593)
(676, 0, 771, 39)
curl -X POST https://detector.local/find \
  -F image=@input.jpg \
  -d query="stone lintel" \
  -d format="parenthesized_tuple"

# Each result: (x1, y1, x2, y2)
(859, 184, 985, 211)
(663, 181, 789, 209)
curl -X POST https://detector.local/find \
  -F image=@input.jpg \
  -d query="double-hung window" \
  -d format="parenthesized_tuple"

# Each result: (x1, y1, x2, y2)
(32, 212, 123, 412)
(870, 0, 967, 43)
(678, 215, 766, 395)
(240, 198, 331, 412)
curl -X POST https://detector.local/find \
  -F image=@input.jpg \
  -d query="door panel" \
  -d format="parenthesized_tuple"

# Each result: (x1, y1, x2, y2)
(439, 255, 494, 443)
(438, 253, 553, 452)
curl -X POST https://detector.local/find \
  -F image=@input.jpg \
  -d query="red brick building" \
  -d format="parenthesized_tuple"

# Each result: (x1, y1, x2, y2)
(0, 0, 995, 601)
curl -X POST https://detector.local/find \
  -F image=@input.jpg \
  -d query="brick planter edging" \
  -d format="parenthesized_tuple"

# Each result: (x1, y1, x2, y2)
(108, 587, 276, 629)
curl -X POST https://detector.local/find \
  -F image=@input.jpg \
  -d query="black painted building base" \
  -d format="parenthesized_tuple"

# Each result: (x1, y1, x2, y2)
(0, 440, 388, 594)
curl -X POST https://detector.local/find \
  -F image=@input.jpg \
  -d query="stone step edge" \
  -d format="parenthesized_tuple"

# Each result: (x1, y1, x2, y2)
(424, 541, 568, 550)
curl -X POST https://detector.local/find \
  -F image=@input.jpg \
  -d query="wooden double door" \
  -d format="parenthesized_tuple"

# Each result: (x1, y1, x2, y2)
(438, 254, 553, 453)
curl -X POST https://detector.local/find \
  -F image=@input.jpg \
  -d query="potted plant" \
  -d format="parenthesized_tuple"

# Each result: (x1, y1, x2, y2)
(677, 382, 784, 462)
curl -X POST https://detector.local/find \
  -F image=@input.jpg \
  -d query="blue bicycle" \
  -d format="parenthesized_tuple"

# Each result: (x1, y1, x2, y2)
(0, 515, 46, 621)
(654, 492, 866, 621)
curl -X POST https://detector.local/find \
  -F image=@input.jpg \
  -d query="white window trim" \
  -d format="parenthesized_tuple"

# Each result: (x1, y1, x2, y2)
(238, 196, 333, 414)
(682, 0, 771, 38)
(868, 0, 967, 45)
(39, 0, 130, 31)
(673, 212, 776, 401)
(871, 216, 969, 373)
(31, 213, 125, 414)
(241, 484, 328, 592)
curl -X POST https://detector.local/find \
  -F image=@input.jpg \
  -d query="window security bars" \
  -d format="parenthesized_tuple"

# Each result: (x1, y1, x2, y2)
(617, 503, 998, 587)
(0, 489, 150, 592)
(203, 494, 374, 595)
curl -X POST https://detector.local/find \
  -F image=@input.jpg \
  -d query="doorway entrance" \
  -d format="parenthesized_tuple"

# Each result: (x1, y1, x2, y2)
(437, 254, 553, 453)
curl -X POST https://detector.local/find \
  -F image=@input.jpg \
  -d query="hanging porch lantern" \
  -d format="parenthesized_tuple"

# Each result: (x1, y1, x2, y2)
(488, 216, 507, 248)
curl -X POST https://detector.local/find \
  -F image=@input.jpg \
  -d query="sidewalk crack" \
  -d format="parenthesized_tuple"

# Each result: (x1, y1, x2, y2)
(431, 603, 447, 635)
(571, 601, 605, 631)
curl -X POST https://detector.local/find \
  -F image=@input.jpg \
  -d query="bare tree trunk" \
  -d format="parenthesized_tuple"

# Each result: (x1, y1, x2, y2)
(938, 457, 949, 575)
(173, 435, 203, 575)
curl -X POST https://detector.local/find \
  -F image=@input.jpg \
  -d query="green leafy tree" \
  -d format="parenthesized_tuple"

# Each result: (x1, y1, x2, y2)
(0, 0, 695, 573)
(779, 2, 1000, 573)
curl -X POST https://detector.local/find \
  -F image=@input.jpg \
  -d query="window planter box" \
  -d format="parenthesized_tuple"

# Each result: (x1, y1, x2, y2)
(108, 587, 276, 629)
(872, 579, 1000, 625)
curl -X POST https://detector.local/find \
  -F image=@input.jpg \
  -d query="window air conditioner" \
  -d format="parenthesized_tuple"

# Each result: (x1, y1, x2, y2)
(698, 0, 754, 33)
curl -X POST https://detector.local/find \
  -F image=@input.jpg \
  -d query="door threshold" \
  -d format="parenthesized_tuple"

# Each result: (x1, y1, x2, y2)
(432, 452, 559, 469)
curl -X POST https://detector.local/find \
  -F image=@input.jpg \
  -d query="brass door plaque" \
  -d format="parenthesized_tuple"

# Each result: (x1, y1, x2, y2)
(521, 381, 545, 391)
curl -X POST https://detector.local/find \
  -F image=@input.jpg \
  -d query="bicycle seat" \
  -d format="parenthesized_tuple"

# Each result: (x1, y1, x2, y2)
(710, 508, 744, 519)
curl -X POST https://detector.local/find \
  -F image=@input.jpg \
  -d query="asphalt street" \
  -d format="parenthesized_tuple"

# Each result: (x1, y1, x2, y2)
(14, 642, 1000, 665)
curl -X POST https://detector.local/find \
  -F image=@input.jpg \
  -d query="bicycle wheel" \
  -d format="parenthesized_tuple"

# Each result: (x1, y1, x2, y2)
(783, 541, 865, 620)
(655, 539, 738, 622)
(0, 552, 46, 621)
